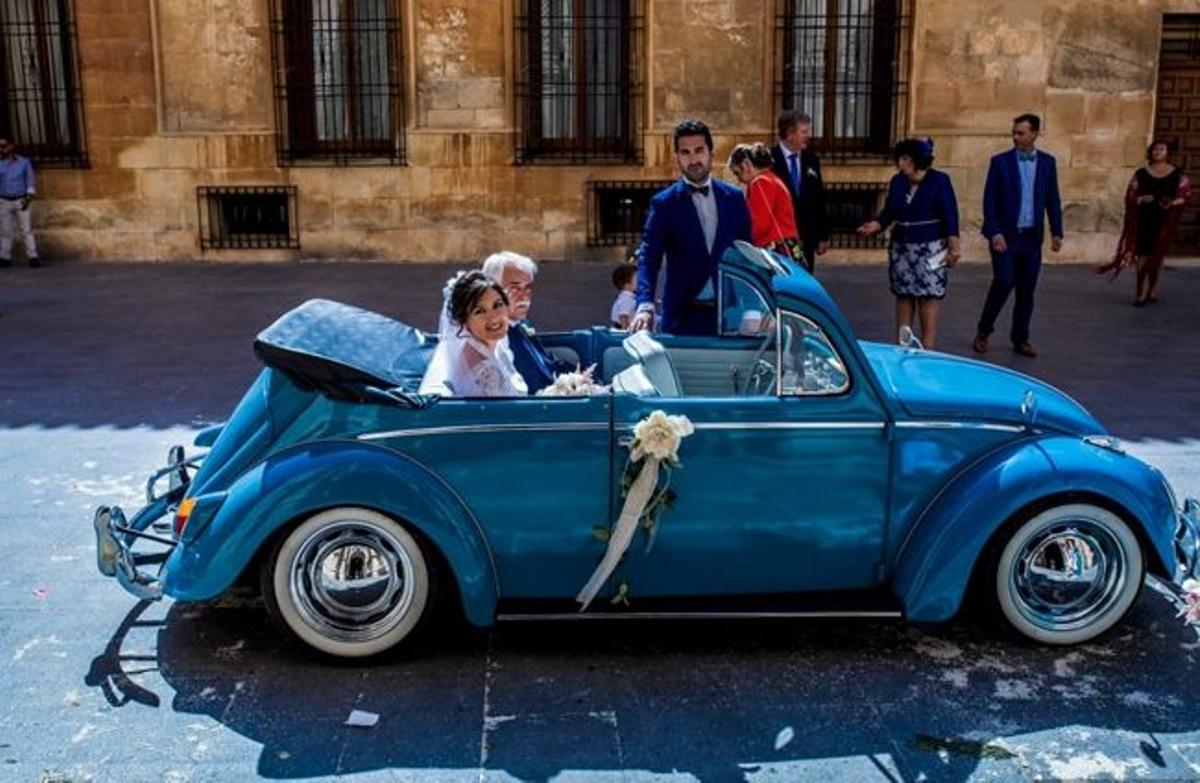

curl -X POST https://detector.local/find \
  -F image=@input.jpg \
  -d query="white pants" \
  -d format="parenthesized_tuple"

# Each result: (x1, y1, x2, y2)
(0, 198, 37, 261)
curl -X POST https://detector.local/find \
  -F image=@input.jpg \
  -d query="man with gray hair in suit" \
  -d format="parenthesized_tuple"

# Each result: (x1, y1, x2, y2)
(481, 250, 572, 393)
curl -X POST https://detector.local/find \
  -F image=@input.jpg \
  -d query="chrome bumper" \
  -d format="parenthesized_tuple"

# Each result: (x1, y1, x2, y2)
(93, 445, 197, 601)
(94, 505, 170, 600)
(1176, 498, 1200, 586)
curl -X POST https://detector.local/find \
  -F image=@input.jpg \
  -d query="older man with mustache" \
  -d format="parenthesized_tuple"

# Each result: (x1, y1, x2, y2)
(481, 250, 573, 394)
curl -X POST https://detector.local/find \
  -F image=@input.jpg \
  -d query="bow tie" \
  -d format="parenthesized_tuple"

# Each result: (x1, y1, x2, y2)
(687, 183, 710, 196)
(1017, 150, 1036, 161)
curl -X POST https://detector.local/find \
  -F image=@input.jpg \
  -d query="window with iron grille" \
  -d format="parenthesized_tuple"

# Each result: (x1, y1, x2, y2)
(776, 0, 909, 160)
(1161, 14, 1200, 63)
(0, 0, 86, 167)
(587, 179, 671, 246)
(197, 186, 300, 250)
(515, 0, 644, 164)
(268, 0, 405, 166)
(825, 182, 887, 249)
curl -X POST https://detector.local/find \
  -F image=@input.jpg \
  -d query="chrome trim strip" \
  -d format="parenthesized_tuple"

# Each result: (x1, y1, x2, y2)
(358, 422, 608, 441)
(895, 421, 1024, 433)
(617, 421, 887, 433)
(497, 610, 903, 621)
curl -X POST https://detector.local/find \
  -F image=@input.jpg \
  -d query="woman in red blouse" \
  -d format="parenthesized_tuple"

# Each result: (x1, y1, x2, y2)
(728, 143, 807, 271)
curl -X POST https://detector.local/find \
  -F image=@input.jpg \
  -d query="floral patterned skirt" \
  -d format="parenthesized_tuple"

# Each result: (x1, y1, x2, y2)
(889, 239, 949, 299)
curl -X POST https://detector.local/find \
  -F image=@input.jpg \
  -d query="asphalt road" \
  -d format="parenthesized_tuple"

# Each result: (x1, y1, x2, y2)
(1, 260, 1199, 782)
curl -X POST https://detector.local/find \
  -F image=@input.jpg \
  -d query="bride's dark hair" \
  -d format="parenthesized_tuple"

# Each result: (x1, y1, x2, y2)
(448, 270, 509, 332)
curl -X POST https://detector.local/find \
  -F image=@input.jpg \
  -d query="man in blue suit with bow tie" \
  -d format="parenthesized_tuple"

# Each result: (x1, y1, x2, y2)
(630, 119, 751, 335)
(973, 113, 1064, 358)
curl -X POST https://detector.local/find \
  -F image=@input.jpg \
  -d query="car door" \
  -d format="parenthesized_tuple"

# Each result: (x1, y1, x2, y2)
(609, 276, 891, 598)
(370, 395, 613, 599)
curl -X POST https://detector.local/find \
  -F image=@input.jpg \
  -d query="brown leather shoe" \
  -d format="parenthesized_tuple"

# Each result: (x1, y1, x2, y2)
(972, 332, 988, 353)
(1013, 341, 1038, 358)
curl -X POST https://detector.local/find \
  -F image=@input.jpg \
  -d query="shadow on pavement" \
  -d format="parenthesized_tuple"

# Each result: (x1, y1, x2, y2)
(86, 588, 1200, 781)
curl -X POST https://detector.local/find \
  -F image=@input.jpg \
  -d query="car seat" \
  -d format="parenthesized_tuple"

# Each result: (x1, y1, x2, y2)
(621, 331, 682, 397)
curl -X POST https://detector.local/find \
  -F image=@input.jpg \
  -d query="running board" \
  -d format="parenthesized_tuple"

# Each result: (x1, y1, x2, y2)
(495, 588, 903, 621)
(498, 609, 902, 621)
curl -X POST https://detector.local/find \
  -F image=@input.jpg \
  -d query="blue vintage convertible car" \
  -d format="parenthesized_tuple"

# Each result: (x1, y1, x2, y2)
(94, 244, 1199, 659)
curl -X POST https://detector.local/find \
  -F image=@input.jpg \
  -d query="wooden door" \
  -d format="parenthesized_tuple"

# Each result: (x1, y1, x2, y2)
(1154, 69, 1200, 253)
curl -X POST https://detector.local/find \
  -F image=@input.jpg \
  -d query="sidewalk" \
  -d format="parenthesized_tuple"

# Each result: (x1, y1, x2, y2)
(0, 259, 1197, 440)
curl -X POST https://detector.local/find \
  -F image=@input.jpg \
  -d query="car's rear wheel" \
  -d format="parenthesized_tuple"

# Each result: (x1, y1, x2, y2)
(990, 503, 1143, 645)
(262, 507, 432, 659)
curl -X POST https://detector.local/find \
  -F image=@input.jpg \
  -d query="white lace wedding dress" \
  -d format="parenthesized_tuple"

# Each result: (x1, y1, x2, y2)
(419, 330, 527, 397)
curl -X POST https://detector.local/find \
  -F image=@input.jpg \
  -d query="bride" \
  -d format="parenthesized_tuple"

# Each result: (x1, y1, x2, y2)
(419, 271, 529, 397)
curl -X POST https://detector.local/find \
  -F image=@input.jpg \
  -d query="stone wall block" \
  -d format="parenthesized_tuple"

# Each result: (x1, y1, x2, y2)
(77, 11, 151, 44)
(330, 169, 401, 201)
(1045, 91, 1086, 135)
(298, 192, 333, 232)
(116, 137, 206, 170)
(222, 135, 276, 170)
(1068, 135, 1124, 168)
(1118, 94, 1155, 135)
(334, 197, 399, 229)
(425, 108, 477, 128)
(1084, 94, 1122, 135)
(80, 170, 139, 200)
(457, 78, 503, 110)
(423, 81, 461, 111)
(89, 107, 158, 139)
(474, 108, 508, 129)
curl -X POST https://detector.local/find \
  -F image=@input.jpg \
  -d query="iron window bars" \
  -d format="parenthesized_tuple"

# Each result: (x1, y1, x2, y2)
(587, 179, 672, 246)
(268, 0, 405, 166)
(515, 0, 644, 164)
(1162, 14, 1200, 63)
(197, 186, 300, 250)
(589, 180, 887, 250)
(825, 181, 887, 249)
(775, 0, 909, 161)
(0, 0, 86, 167)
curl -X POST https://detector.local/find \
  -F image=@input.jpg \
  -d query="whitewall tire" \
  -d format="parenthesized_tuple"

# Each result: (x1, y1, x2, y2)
(262, 507, 432, 659)
(992, 503, 1143, 645)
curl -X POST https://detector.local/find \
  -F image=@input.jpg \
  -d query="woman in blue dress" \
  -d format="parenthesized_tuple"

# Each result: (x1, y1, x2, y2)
(858, 138, 960, 349)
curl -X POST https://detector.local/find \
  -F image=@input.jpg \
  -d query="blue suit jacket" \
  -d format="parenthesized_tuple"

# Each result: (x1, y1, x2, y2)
(636, 178, 751, 334)
(981, 149, 1064, 245)
(509, 321, 571, 395)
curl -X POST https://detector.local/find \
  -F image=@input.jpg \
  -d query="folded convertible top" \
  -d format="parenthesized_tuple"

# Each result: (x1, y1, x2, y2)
(254, 299, 432, 401)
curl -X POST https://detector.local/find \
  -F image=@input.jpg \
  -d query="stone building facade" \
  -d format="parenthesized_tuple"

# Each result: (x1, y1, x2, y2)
(6, 0, 1200, 263)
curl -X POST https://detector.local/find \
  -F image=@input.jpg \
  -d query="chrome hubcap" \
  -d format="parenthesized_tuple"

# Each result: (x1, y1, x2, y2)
(1010, 520, 1127, 632)
(289, 520, 415, 643)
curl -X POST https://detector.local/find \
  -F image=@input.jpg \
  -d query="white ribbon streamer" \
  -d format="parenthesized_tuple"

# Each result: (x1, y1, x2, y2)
(576, 455, 661, 611)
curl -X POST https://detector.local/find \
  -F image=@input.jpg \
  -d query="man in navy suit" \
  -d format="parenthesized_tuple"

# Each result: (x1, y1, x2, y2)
(481, 250, 572, 394)
(974, 114, 1064, 358)
(630, 119, 751, 335)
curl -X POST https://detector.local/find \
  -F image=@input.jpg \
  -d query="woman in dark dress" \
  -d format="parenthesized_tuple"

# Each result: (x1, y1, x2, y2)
(1098, 139, 1193, 306)
(857, 138, 960, 349)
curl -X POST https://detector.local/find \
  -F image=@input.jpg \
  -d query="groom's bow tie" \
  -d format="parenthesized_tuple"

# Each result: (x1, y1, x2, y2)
(687, 183, 711, 196)
(1017, 150, 1036, 161)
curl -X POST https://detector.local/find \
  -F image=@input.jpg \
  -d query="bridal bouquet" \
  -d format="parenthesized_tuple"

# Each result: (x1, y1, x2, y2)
(576, 409, 694, 610)
(1181, 579, 1200, 625)
(536, 364, 608, 397)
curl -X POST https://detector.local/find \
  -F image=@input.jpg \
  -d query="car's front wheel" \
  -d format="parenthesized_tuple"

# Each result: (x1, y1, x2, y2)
(990, 503, 1143, 645)
(262, 507, 432, 659)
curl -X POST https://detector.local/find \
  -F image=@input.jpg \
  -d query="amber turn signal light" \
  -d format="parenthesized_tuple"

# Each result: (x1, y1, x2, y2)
(174, 497, 197, 538)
